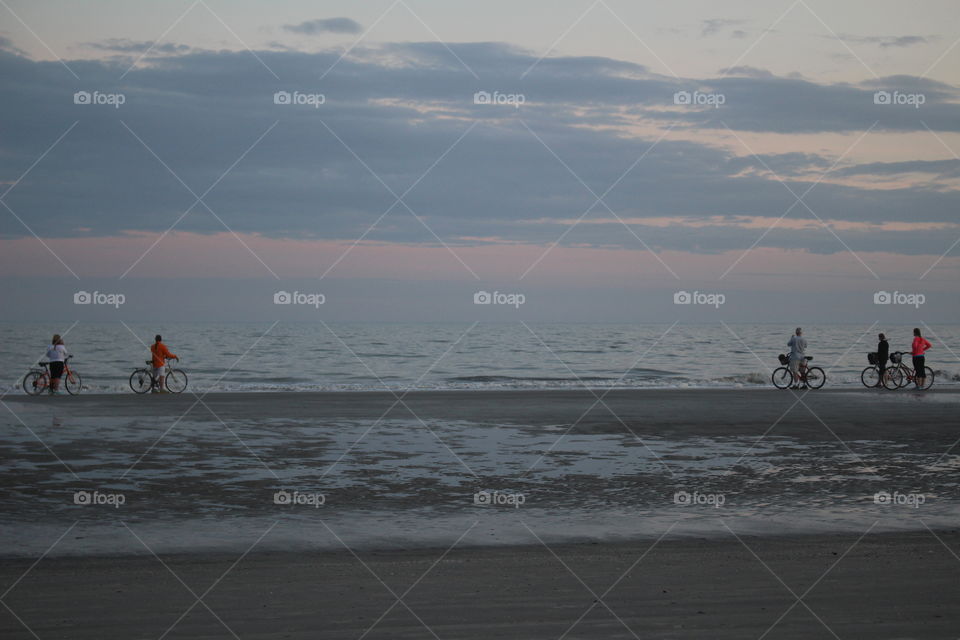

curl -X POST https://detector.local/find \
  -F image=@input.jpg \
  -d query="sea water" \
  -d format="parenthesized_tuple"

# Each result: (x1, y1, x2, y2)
(2, 322, 956, 394)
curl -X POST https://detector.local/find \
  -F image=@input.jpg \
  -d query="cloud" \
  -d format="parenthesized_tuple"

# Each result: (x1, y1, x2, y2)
(84, 38, 191, 54)
(700, 19, 747, 38)
(835, 34, 933, 48)
(0, 42, 958, 260)
(834, 158, 960, 179)
(655, 73, 960, 134)
(878, 35, 930, 48)
(718, 65, 776, 78)
(0, 34, 28, 56)
(283, 17, 363, 35)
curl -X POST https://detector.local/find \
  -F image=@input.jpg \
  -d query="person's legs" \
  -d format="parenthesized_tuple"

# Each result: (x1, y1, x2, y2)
(879, 360, 887, 387)
(914, 355, 925, 387)
(153, 366, 165, 392)
(789, 358, 800, 388)
(49, 362, 64, 392)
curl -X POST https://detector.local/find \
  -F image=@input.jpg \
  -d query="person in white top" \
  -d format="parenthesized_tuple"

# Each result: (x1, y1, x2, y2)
(787, 327, 808, 390)
(46, 334, 68, 394)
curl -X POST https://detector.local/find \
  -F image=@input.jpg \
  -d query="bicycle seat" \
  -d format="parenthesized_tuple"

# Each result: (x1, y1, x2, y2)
(805, 356, 813, 360)
(38, 361, 48, 367)
(145, 360, 153, 365)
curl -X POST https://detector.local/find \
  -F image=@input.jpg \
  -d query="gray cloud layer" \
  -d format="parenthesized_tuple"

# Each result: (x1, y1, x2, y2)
(1, 42, 958, 257)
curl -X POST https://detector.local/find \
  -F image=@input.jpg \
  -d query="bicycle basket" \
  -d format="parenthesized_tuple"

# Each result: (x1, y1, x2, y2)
(778, 353, 789, 366)
(890, 352, 902, 364)
(867, 352, 877, 365)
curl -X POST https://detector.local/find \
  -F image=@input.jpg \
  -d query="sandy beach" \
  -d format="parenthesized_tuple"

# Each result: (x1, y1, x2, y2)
(3, 531, 959, 639)
(3, 388, 959, 638)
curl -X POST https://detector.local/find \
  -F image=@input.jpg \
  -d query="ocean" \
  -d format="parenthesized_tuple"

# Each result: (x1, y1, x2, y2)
(1, 322, 957, 394)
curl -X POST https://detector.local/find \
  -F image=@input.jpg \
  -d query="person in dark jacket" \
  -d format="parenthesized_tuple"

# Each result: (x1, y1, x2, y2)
(877, 333, 889, 386)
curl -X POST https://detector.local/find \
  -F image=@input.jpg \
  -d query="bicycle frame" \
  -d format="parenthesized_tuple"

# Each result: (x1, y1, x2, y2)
(24, 356, 80, 395)
(773, 355, 824, 389)
(884, 351, 934, 390)
(788, 358, 811, 382)
(900, 364, 923, 384)
(130, 358, 187, 394)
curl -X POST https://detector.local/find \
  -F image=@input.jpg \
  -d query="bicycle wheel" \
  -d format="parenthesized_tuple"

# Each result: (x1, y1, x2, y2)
(22, 371, 47, 395)
(861, 366, 880, 388)
(805, 367, 826, 389)
(918, 367, 935, 390)
(165, 369, 188, 394)
(129, 369, 153, 394)
(897, 365, 912, 388)
(64, 371, 82, 395)
(772, 367, 793, 389)
(883, 366, 904, 390)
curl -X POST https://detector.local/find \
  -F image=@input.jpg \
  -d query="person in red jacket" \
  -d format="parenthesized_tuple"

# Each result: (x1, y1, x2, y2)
(150, 334, 178, 393)
(911, 327, 932, 389)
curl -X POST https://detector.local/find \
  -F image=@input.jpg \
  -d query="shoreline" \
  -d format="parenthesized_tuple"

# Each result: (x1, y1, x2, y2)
(10, 386, 960, 439)
(9, 381, 960, 396)
(2, 513, 958, 561)
(0, 526, 952, 565)
(13, 384, 960, 396)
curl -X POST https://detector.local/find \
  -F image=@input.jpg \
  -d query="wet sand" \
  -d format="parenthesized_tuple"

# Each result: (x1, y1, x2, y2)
(9, 386, 960, 439)
(3, 388, 959, 637)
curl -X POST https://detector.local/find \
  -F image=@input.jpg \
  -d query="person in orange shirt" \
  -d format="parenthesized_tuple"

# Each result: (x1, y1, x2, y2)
(150, 334, 178, 393)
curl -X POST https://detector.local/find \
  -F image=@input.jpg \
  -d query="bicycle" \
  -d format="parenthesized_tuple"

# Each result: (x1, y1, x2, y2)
(861, 351, 893, 389)
(772, 354, 825, 390)
(882, 351, 934, 390)
(129, 359, 188, 394)
(22, 355, 82, 395)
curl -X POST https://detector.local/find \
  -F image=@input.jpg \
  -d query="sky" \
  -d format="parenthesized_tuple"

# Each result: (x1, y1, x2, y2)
(0, 0, 958, 322)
